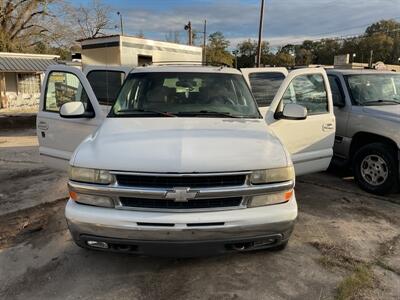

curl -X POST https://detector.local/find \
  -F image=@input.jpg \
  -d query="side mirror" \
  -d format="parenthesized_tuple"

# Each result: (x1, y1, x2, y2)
(59, 102, 95, 118)
(275, 103, 307, 120)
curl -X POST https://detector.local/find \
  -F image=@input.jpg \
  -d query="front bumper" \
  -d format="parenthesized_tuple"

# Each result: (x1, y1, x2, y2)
(66, 194, 297, 256)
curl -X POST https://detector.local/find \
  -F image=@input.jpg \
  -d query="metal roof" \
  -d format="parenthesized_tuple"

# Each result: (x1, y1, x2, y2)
(0, 56, 59, 72)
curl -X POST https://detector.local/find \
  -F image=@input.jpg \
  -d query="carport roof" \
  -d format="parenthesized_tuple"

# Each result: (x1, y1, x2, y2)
(0, 52, 60, 72)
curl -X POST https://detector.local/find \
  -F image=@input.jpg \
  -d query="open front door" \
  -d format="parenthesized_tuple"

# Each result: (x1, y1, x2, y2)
(83, 66, 131, 115)
(241, 67, 288, 116)
(266, 68, 335, 176)
(37, 65, 105, 170)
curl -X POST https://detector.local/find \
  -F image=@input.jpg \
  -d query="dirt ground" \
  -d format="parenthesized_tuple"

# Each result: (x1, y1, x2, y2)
(0, 129, 399, 300)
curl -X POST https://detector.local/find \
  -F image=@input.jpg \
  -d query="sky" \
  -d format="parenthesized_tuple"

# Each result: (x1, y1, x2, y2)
(74, 0, 400, 49)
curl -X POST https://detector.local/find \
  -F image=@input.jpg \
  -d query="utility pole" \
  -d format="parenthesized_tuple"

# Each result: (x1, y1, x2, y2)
(369, 50, 373, 68)
(117, 12, 124, 36)
(184, 21, 193, 46)
(256, 0, 265, 67)
(203, 20, 207, 63)
(232, 50, 239, 69)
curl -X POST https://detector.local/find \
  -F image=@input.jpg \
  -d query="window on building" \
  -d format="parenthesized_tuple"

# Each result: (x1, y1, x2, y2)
(138, 55, 152, 66)
(17, 73, 41, 94)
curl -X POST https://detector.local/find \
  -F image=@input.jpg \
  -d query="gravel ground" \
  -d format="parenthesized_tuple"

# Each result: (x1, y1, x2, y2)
(0, 129, 399, 300)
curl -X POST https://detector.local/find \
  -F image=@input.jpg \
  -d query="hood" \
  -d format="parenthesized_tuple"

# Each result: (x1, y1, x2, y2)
(362, 105, 400, 123)
(72, 118, 289, 173)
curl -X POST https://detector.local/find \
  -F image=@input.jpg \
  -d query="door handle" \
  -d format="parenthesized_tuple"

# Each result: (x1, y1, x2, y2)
(322, 123, 334, 131)
(38, 121, 48, 130)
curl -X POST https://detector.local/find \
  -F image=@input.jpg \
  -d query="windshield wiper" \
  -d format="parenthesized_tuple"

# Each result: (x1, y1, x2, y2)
(175, 111, 243, 118)
(363, 100, 400, 106)
(116, 109, 176, 117)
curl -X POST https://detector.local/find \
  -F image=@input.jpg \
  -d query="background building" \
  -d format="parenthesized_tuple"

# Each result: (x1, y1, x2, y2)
(79, 35, 203, 67)
(0, 52, 59, 110)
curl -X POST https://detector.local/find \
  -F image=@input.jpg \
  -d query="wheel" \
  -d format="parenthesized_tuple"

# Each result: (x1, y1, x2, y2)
(353, 143, 398, 195)
(268, 241, 288, 252)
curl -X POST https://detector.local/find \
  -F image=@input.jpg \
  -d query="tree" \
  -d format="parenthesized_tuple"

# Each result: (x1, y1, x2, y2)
(360, 33, 394, 63)
(236, 39, 270, 67)
(272, 51, 294, 67)
(366, 19, 400, 37)
(0, 0, 56, 51)
(313, 39, 341, 64)
(295, 47, 314, 66)
(365, 20, 400, 64)
(64, 0, 111, 40)
(206, 32, 233, 66)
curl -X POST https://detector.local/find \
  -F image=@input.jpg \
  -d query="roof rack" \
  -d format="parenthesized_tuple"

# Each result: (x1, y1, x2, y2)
(147, 61, 231, 67)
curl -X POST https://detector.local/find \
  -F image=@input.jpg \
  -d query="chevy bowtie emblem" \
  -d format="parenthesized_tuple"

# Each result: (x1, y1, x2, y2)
(165, 187, 198, 202)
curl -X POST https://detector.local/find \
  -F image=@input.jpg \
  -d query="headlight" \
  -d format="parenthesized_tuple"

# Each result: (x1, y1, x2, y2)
(250, 166, 294, 184)
(248, 190, 293, 207)
(69, 191, 114, 208)
(69, 166, 113, 184)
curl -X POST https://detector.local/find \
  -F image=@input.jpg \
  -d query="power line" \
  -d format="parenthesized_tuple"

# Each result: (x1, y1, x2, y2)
(272, 26, 400, 48)
(303, 16, 400, 38)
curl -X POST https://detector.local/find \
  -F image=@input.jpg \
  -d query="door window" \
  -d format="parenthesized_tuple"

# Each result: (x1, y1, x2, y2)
(44, 72, 91, 112)
(249, 72, 286, 107)
(281, 74, 328, 115)
(86, 70, 125, 106)
(328, 75, 345, 107)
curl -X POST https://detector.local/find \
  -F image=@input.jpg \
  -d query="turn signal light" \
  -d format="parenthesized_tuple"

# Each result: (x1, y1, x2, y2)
(69, 191, 78, 201)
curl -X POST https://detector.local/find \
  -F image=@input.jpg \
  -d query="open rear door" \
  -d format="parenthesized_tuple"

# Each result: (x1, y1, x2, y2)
(241, 67, 288, 116)
(265, 68, 335, 176)
(37, 65, 105, 170)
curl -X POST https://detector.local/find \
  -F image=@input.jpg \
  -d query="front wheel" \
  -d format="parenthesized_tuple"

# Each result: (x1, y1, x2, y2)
(353, 143, 398, 195)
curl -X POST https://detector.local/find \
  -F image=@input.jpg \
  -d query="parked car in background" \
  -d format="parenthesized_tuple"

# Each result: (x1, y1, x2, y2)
(37, 64, 334, 256)
(326, 69, 400, 195)
(243, 67, 400, 195)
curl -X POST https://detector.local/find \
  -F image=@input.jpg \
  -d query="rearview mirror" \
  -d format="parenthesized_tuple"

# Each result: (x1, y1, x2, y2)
(276, 103, 307, 120)
(59, 102, 95, 118)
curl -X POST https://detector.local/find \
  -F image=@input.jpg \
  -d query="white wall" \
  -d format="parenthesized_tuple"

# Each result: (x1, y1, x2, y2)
(120, 37, 202, 66)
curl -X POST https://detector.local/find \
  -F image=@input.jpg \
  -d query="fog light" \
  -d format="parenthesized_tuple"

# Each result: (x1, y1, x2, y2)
(87, 240, 109, 249)
(72, 193, 114, 208)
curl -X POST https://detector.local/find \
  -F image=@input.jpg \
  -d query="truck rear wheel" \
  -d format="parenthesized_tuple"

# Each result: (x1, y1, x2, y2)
(353, 143, 398, 195)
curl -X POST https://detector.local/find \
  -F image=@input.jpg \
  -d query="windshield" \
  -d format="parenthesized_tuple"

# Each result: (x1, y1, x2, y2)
(345, 73, 400, 105)
(110, 72, 261, 118)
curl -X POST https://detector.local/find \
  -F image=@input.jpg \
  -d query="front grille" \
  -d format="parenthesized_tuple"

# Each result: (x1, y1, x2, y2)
(116, 174, 247, 188)
(119, 197, 243, 209)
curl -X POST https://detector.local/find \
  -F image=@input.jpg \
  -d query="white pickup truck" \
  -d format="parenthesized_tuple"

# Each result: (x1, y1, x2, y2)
(37, 64, 335, 256)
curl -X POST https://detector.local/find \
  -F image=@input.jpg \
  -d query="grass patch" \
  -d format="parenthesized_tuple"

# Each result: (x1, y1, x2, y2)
(310, 241, 363, 270)
(336, 265, 374, 300)
(376, 234, 400, 258)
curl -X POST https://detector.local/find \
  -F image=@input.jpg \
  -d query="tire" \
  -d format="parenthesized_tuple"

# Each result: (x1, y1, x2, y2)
(353, 143, 398, 195)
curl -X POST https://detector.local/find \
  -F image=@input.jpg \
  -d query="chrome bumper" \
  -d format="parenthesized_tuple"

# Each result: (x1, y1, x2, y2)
(65, 194, 297, 242)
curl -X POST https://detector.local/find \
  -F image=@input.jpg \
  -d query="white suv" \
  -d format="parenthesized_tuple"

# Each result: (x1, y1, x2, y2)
(37, 64, 335, 256)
